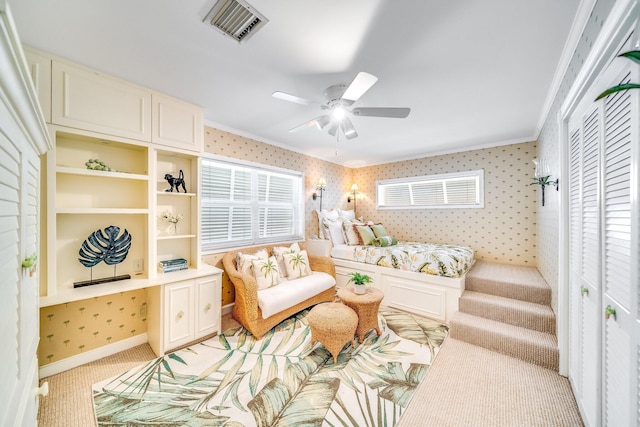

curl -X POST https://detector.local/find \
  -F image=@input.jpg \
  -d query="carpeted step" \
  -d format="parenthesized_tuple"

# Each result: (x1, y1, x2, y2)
(466, 261, 551, 305)
(449, 311, 559, 371)
(459, 290, 556, 334)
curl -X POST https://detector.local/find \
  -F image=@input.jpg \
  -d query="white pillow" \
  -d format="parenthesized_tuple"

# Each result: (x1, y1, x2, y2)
(338, 209, 356, 221)
(283, 250, 312, 279)
(342, 220, 364, 245)
(322, 218, 346, 245)
(252, 256, 280, 290)
(236, 249, 268, 276)
(316, 209, 339, 239)
(272, 243, 301, 278)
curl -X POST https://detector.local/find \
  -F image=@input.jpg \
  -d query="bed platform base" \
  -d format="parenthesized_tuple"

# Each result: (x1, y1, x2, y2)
(332, 258, 467, 323)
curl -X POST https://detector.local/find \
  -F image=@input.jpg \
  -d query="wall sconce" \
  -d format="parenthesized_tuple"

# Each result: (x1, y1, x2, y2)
(347, 183, 359, 213)
(312, 177, 327, 210)
(530, 158, 558, 206)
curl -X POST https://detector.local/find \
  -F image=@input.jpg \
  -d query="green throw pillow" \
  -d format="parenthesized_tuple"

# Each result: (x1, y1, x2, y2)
(371, 224, 388, 237)
(355, 225, 376, 245)
(372, 236, 398, 247)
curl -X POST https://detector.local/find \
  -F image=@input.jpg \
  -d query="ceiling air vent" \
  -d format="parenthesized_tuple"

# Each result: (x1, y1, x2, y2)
(203, 0, 269, 44)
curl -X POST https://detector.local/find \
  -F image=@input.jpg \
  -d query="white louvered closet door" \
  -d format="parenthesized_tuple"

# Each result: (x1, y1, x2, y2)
(568, 103, 602, 427)
(566, 33, 639, 426)
(601, 65, 636, 426)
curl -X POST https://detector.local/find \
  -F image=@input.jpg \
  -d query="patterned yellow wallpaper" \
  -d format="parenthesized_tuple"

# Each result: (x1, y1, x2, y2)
(352, 141, 538, 265)
(39, 289, 147, 365)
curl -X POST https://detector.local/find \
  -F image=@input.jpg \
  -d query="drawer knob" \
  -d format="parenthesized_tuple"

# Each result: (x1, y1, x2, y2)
(177, 310, 184, 319)
(580, 286, 589, 296)
(204, 303, 211, 312)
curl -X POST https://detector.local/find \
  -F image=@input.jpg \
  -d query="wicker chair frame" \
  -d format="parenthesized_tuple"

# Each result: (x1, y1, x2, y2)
(222, 243, 337, 339)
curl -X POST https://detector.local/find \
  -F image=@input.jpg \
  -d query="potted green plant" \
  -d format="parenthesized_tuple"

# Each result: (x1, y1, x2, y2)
(347, 272, 373, 295)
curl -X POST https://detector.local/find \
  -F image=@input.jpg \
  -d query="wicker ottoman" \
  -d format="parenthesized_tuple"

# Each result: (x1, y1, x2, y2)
(337, 286, 384, 343)
(307, 302, 358, 363)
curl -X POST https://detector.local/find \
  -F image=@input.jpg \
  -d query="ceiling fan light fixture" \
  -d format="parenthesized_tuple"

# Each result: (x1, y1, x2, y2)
(331, 106, 346, 122)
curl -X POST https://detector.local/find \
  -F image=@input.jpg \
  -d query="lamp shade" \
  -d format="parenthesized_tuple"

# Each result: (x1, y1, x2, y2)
(318, 178, 327, 187)
(351, 184, 359, 192)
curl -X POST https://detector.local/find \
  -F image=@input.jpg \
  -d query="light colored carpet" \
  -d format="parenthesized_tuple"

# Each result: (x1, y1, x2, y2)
(397, 338, 583, 427)
(37, 314, 241, 427)
(37, 343, 156, 427)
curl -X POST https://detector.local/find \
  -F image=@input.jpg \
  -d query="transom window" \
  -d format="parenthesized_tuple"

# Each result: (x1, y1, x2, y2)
(201, 156, 304, 251)
(377, 170, 484, 209)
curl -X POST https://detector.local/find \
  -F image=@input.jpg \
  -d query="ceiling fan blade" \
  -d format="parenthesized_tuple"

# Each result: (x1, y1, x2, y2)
(315, 115, 331, 129)
(352, 107, 411, 118)
(289, 115, 330, 133)
(327, 122, 339, 136)
(341, 117, 358, 139)
(272, 91, 320, 106)
(341, 72, 378, 103)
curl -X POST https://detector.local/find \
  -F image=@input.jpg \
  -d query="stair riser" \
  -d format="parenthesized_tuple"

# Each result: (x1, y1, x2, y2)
(465, 279, 551, 305)
(450, 322, 559, 371)
(459, 299, 556, 335)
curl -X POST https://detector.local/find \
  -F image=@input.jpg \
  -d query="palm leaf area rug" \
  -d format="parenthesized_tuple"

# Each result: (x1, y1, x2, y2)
(92, 306, 448, 427)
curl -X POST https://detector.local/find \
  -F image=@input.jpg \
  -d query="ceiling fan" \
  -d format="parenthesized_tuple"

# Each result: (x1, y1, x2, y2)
(272, 72, 410, 140)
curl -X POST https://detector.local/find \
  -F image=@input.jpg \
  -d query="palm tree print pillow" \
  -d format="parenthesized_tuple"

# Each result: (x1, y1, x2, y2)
(283, 250, 312, 278)
(251, 256, 280, 290)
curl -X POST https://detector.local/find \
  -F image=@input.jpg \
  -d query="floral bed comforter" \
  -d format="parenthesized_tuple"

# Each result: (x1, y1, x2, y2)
(352, 242, 474, 278)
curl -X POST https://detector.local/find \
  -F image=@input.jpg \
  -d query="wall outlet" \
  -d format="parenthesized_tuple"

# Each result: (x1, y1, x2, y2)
(133, 259, 144, 272)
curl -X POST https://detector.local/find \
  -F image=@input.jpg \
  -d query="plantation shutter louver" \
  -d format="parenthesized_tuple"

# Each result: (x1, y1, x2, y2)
(201, 158, 302, 250)
(377, 170, 483, 209)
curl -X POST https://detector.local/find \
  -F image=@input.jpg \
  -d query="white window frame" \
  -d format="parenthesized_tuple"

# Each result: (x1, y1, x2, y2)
(376, 169, 484, 210)
(201, 155, 304, 252)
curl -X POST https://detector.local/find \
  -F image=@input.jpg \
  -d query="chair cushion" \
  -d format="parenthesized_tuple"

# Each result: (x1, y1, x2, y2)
(257, 272, 336, 318)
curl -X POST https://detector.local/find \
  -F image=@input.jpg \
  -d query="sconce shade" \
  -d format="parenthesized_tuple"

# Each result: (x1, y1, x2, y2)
(351, 183, 359, 193)
(314, 178, 326, 210)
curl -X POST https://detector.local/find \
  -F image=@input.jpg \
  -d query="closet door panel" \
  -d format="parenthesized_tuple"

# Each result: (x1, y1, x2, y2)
(601, 67, 634, 426)
(576, 105, 602, 427)
(602, 72, 632, 309)
(568, 126, 583, 395)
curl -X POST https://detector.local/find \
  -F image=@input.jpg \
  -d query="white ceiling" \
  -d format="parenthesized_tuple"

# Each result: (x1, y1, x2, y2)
(10, 0, 582, 167)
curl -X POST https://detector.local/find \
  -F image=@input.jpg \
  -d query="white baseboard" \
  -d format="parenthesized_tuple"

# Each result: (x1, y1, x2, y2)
(222, 302, 233, 316)
(39, 333, 149, 378)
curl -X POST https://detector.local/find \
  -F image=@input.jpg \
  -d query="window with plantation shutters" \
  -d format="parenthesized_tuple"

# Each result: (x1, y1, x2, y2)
(201, 157, 303, 251)
(377, 170, 484, 209)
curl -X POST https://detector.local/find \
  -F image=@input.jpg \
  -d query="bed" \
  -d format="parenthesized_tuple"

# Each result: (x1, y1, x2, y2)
(310, 209, 475, 322)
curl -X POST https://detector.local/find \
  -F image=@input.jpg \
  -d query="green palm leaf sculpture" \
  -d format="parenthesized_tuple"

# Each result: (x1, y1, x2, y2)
(595, 50, 640, 100)
(75, 225, 132, 287)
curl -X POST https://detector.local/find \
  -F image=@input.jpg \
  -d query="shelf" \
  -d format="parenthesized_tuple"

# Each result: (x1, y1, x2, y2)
(57, 166, 148, 180)
(156, 191, 196, 197)
(56, 208, 149, 214)
(157, 234, 196, 240)
(40, 265, 222, 307)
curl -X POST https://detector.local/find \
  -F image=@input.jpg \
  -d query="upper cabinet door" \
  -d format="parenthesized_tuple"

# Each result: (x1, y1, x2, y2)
(23, 48, 51, 123)
(52, 61, 152, 141)
(152, 93, 203, 152)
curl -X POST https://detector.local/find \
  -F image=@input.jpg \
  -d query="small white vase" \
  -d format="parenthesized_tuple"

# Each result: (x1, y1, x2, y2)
(353, 284, 366, 295)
